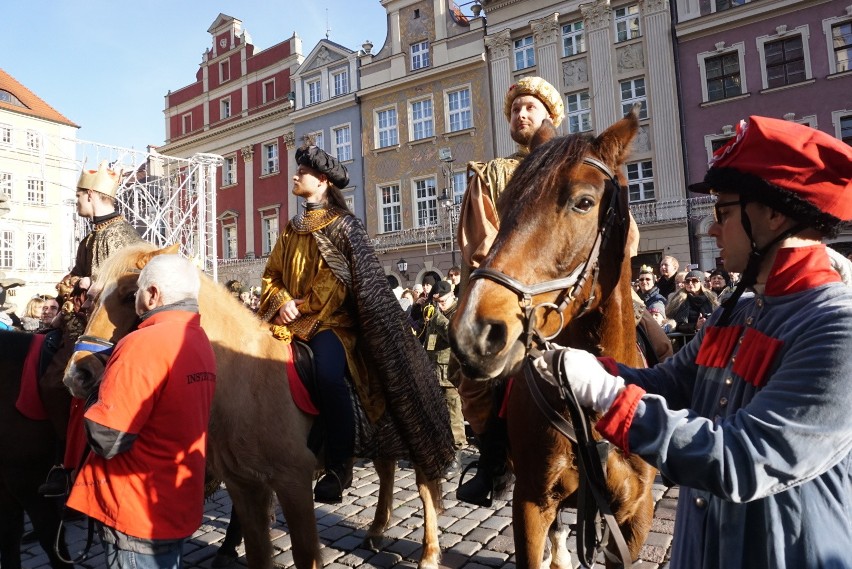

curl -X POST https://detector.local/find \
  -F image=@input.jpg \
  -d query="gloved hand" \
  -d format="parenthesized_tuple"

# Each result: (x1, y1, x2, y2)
(533, 347, 625, 414)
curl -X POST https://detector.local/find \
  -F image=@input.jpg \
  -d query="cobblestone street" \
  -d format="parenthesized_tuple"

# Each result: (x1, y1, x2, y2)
(22, 448, 677, 569)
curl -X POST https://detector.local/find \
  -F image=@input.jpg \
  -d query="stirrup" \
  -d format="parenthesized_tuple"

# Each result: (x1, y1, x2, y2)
(38, 465, 70, 498)
(456, 460, 493, 507)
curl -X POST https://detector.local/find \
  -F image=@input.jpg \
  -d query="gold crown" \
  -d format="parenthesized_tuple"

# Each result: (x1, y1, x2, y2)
(639, 264, 654, 275)
(76, 161, 121, 198)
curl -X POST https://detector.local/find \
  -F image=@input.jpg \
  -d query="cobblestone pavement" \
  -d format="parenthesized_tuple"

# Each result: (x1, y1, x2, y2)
(22, 448, 677, 569)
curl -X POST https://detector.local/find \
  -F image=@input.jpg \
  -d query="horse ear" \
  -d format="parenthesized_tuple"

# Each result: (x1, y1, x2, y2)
(529, 118, 558, 151)
(135, 243, 181, 269)
(593, 106, 640, 167)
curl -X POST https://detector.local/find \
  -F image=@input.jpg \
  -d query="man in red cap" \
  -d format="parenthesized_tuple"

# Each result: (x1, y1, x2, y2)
(537, 116, 852, 568)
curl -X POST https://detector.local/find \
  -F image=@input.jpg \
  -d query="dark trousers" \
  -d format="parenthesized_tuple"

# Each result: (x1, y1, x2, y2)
(309, 330, 354, 468)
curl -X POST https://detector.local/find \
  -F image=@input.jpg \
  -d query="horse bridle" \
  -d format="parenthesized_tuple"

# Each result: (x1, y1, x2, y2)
(469, 156, 627, 350)
(471, 155, 634, 567)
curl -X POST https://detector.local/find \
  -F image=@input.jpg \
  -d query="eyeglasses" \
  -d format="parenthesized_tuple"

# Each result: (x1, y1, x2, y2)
(684, 278, 701, 284)
(637, 277, 653, 282)
(713, 200, 741, 224)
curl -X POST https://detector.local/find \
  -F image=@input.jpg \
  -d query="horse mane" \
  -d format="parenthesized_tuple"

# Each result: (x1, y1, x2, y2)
(497, 134, 594, 233)
(93, 241, 157, 289)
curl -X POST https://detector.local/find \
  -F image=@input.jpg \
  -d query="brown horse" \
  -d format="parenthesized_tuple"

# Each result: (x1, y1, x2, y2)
(450, 111, 657, 568)
(0, 330, 73, 569)
(61, 242, 443, 569)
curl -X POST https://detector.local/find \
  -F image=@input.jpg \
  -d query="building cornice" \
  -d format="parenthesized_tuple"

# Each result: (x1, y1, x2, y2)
(290, 93, 359, 121)
(676, 0, 828, 40)
(357, 55, 485, 99)
(161, 105, 294, 154)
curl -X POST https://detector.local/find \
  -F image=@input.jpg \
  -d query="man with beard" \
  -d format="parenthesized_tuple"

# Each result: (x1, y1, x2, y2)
(455, 77, 564, 506)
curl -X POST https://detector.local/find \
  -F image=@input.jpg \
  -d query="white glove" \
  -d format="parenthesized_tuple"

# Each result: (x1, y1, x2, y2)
(533, 347, 625, 414)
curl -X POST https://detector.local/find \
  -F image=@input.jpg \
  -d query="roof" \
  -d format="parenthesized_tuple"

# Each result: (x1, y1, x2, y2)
(0, 67, 78, 128)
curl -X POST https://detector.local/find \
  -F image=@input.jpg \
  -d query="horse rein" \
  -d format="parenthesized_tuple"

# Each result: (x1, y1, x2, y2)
(469, 156, 627, 349)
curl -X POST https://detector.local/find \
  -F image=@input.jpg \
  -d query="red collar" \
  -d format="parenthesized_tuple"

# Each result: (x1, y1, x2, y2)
(764, 245, 840, 296)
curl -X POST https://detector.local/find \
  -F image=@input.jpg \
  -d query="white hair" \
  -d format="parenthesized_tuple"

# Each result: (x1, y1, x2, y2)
(137, 254, 201, 304)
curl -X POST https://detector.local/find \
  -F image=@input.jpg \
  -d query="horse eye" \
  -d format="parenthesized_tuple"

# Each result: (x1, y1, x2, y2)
(572, 197, 595, 213)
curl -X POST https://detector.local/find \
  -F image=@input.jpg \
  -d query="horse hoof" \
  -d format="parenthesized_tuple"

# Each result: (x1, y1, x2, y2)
(211, 550, 238, 568)
(362, 535, 384, 552)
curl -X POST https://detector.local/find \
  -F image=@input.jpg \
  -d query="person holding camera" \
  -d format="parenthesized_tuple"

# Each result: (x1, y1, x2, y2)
(665, 269, 718, 334)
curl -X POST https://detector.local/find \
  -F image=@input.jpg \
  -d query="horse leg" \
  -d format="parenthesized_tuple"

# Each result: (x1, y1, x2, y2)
(226, 481, 275, 569)
(413, 465, 442, 569)
(274, 471, 322, 569)
(212, 504, 242, 568)
(0, 481, 24, 569)
(513, 494, 558, 569)
(364, 458, 395, 551)
(547, 517, 572, 569)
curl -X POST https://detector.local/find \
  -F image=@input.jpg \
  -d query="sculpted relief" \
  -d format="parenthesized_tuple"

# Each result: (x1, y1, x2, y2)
(563, 59, 588, 88)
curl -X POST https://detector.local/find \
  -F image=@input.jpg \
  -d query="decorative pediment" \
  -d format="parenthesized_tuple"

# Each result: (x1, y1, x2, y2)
(296, 40, 353, 76)
(207, 13, 240, 34)
(217, 209, 240, 221)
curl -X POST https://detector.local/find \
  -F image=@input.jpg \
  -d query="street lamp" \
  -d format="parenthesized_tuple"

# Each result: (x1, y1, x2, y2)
(396, 258, 408, 280)
(438, 148, 458, 266)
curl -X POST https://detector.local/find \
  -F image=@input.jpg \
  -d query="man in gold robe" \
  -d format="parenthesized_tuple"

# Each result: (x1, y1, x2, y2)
(455, 77, 565, 506)
(259, 145, 454, 503)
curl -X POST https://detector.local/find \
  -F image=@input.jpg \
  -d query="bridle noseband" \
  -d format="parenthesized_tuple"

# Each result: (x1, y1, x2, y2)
(469, 156, 627, 349)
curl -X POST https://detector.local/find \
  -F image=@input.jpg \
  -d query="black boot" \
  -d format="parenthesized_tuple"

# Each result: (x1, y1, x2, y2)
(314, 463, 353, 504)
(456, 419, 511, 507)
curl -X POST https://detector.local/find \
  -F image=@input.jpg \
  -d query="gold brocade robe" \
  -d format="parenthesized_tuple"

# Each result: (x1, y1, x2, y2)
(259, 220, 382, 422)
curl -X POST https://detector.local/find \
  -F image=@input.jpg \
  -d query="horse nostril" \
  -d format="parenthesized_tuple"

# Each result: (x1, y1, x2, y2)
(477, 320, 507, 357)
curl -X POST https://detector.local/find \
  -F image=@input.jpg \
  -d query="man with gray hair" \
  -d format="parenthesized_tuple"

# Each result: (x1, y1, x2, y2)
(67, 254, 216, 569)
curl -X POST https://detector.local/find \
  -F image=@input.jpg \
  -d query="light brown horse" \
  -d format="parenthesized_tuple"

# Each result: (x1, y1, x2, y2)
(61, 242, 443, 569)
(450, 111, 657, 568)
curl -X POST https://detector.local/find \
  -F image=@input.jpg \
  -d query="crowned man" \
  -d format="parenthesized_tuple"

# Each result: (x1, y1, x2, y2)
(39, 161, 142, 497)
(455, 76, 565, 506)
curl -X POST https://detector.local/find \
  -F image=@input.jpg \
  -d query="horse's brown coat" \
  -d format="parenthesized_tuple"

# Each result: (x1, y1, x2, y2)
(450, 111, 656, 569)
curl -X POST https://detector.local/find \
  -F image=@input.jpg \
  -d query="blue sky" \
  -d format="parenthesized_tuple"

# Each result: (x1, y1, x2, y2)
(3, 1, 387, 151)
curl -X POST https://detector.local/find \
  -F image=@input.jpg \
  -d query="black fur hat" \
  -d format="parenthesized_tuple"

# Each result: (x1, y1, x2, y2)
(295, 145, 350, 189)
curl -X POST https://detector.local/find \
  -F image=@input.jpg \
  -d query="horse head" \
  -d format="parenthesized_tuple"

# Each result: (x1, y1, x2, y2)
(63, 242, 176, 398)
(450, 109, 640, 381)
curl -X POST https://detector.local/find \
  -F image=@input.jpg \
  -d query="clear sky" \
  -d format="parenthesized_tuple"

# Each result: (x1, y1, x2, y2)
(3, 1, 388, 151)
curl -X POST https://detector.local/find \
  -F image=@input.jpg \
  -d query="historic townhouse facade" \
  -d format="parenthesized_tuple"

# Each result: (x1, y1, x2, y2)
(291, 39, 366, 221)
(480, 0, 692, 273)
(676, 0, 852, 264)
(160, 14, 303, 286)
(0, 68, 79, 304)
(359, 0, 492, 288)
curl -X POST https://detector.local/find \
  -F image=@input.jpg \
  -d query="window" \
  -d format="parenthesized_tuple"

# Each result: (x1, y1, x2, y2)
(307, 78, 321, 105)
(26, 130, 39, 151)
(620, 78, 647, 119)
(222, 224, 237, 259)
(411, 41, 430, 70)
(27, 179, 44, 205)
(0, 90, 23, 107)
(447, 88, 472, 132)
(705, 52, 742, 101)
(263, 79, 275, 104)
(452, 171, 466, 204)
(220, 97, 231, 119)
(410, 99, 434, 140)
(0, 172, 11, 196)
(380, 184, 402, 232)
(262, 142, 278, 175)
(711, 137, 734, 153)
(764, 35, 806, 88)
(27, 232, 45, 270)
(222, 156, 236, 186)
(714, 0, 746, 12)
(0, 230, 12, 269)
(841, 114, 852, 145)
(332, 69, 349, 96)
(562, 21, 585, 57)
(182, 113, 192, 135)
(220, 60, 230, 82)
(308, 130, 324, 151)
(262, 215, 278, 256)
(0, 124, 10, 145)
(376, 108, 398, 148)
(333, 125, 352, 162)
(627, 161, 654, 202)
(414, 177, 438, 227)
(832, 22, 852, 73)
(565, 91, 592, 133)
(514, 36, 535, 70)
(614, 5, 641, 42)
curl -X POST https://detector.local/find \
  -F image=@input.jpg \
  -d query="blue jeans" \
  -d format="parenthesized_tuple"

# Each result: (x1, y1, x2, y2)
(102, 539, 184, 569)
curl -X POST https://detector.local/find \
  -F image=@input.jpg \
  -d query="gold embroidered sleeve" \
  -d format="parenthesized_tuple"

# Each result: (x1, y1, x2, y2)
(258, 232, 293, 322)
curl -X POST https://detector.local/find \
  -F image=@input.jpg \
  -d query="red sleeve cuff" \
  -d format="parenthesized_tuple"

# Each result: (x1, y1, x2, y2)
(596, 384, 645, 454)
(597, 356, 620, 377)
